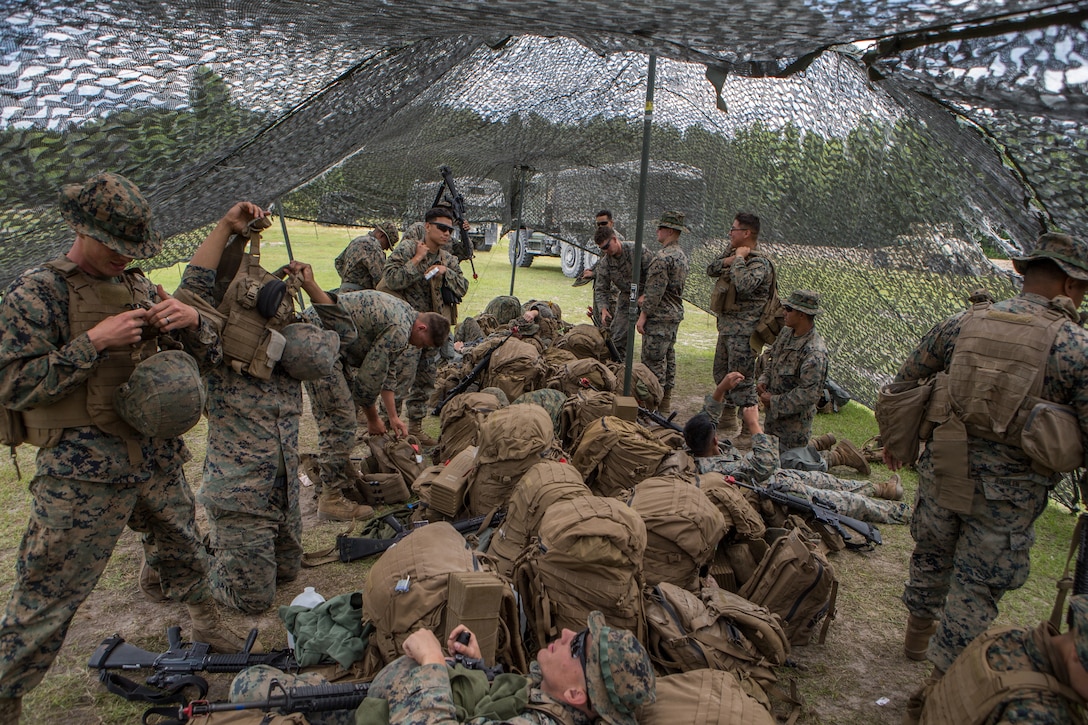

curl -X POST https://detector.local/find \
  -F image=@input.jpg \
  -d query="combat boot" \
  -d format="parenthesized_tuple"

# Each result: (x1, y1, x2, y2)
(0, 696, 21, 723)
(658, 388, 673, 415)
(717, 405, 740, 437)
(904, 614, 937, 661)
(409, 420, 438, 447)
(827, 439, 871, 475)
(188, 600, 262, 654)
(874, 474, 904, 501)
(317, 489, 375, 522)
(809, 433, 837, 451)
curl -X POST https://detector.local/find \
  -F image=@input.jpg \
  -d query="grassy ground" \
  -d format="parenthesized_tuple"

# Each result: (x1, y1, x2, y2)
(0, 220, 1076, 723)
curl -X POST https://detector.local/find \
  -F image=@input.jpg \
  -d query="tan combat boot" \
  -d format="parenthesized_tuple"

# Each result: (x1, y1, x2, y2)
(827, 439, 871, 475)
(0, 696, 21, 723)
(139, 554, 168, 603)
(188, 600, 262, 654)
(809, 433, 837, 451)
(904, 614, 937, 661)
(408, 420, 438, 447)
(874, 474, 904, 500)
(658, 388, 673, 415)
(717, 404, 740, 437)
(317, 489, 375, 522)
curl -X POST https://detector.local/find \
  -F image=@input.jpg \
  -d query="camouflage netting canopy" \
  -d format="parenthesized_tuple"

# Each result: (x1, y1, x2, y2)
(2, 0, 1086, 404)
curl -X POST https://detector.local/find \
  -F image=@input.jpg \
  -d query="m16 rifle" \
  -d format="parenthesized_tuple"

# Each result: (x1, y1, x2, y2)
(338, 509, 505, 562)
(174, 680, 370, 723)
(434, 165, 477, 279)
(432, 333, 512, 415)
(586, 306, 622, 362)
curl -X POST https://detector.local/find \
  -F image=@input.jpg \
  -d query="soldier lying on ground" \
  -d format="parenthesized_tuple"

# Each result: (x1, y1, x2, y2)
(229, 611, 656, 725)
(686, 373, 909, 524)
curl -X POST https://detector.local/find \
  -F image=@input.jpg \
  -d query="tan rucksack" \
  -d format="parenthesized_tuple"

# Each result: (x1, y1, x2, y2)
(738, 528, 838, 645)
(485, 460, 589, 579)
(366, 432, 425, 486)
(514, 495, 647, 653)
(485, 337, 545, 401)
(558, 390, 616, 451)
(554, 323, 609, 361)
(627, 476, 726, 590)
(435, 390, 505, 464)
(361, 522, 528, 674)
(570, 416, 672, 497)
(546, 358, 617, 397)
(466, 405, 564, 516)
(640, 669, 776, 725)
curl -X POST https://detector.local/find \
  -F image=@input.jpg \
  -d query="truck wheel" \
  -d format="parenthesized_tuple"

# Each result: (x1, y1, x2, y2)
(560, 242, 584, 278)
(509, 236, 533, 267)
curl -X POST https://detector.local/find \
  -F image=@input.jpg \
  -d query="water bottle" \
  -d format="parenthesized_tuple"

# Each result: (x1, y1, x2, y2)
(287, 586, 325, 650)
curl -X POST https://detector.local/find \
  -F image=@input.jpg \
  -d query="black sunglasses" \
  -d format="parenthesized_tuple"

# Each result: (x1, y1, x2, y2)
(597, 237, 613, 249)
(432, 222, 455, 234)
(596, 220, 610, 227)
(570, 629, 589, 669)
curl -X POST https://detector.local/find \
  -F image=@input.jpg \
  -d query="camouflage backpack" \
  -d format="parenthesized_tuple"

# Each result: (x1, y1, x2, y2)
(466, 405, 564, 516)
(558, 390, 616, 451)
(554, 323, 608, 361)
(485, 460, 589, 579)
(513, 495, 647, 653)
(570, 416, 673, 497)
(546, 357, 617, 397)
(361, 522, 528, 674)
(643, 582, 789, 710)
(484, 337, 545, 402)
(435, 390, 506, 464)
(627, 476, 726, 591)
(738, 528, 838, 645)
(640, 670, 777, 725)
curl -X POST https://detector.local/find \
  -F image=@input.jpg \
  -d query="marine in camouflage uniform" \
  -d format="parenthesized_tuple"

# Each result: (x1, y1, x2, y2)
(707, 213, 774, 409)
(381, 208, 469, 438)
(756, 290, 829, 451)
(892, 232, 1088, 674)
(593, 226, 652, 364)
(638, 212, 689, 410)
(912, 594, 1088, 725)
(0, 174, 242, 717)
(333, 222, 398, 292)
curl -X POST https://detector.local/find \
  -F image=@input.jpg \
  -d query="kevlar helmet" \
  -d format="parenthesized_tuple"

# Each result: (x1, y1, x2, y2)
(114, 350, 205, 438)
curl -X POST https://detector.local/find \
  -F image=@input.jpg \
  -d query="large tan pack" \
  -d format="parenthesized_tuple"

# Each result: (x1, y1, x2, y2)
(365, 432, 425, 486)
(546, 358, 617, 397)
(435, 390, 505, 464)
(738, 529, 838, 645)
(484, 337, 545, 401)
(361, 522, 528, 674)
(554, 323, 609, 361)
(485, 460, 589, 579)
(640, 670, 776, 725)
(466, 405, 564, 516)
(627, 476, 726, 590)
(558, 390, 615, 450)
(570, 416, 672, 497)
(514, 496, 647, 652)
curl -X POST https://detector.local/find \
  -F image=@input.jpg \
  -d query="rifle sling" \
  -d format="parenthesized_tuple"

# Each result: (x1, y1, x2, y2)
(98, 667, 208, 705)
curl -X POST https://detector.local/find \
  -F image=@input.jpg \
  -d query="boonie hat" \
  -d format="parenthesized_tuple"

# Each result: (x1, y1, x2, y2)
(783, 289, 823, 316)
(1012, 232, 1088, 281)
(656, 211, 688, 234)
(114, 350, 205, 438)
(280, 323, 340, 381)
(584, 610, 656, 725)
(375, 222, 400, 249)
(61, 172, 162, 259)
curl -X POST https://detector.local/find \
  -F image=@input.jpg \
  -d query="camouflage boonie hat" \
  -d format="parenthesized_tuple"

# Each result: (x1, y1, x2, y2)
(656, 211, 688, 233)
(1068, 595, 1088, 671)
(585, 610, 656, 725)
(60, 172, 162, 259)
(280, 323, 340, 381)
(374, 222, 399, 249)
(783, 289, 822, 316)
(114, 350, 205, 438)
(1012, 232, 1088, 281)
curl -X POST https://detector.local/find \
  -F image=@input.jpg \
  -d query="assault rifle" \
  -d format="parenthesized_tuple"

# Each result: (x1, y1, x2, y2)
(729, 477, 883, 548)
(88, 626, 296, 707)
(638, 405, 683, 434)
(586, 306, 622, 362)
(338, 509, 505, 562)
(435, 165, 477, 278)
(432, 333, 512, 415)
(175, 680, 370, 723)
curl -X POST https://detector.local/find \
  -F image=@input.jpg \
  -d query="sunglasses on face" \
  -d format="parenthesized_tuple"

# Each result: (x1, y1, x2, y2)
(570, 629, 589, 669)
(597, 237, 613, 250)
(432, 222, 455, 234)
(728, 227, 747, 234)
(596, 220, 610, 227)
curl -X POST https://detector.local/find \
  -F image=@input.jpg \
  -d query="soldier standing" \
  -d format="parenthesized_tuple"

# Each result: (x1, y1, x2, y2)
(380, 207, 468, 447)
(592, 224, 651, 364)
(333, 222, 399, 292)
(0, 174, 250, 722)
(889, 233, 1088, 681)
(707, 212, 774, 438)
(637, 211, 689, 414)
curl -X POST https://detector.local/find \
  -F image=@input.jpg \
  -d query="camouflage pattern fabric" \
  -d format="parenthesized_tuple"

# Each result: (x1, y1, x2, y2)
(382, 236, 468, 422)
(302, 360, 358, 496)
(593, 241, 651, 363)
(512, 388, 567, 436)
(757, 326, 829, 450)
(334, 232, 387, 292)
(640, 243, 688, 390)
(692, 432, 780, 484)
(181, 265, 304, 614)
(708, 251, 773, 406)
(0, 262, 219, 699)
(895, 292, 1088, 673)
